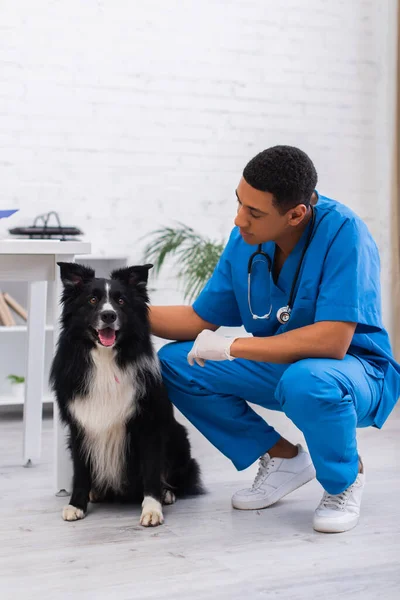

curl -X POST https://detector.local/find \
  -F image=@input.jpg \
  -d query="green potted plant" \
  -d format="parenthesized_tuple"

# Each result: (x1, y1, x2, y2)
(142, 223, 225, 302)
(6, 374, 25, 399)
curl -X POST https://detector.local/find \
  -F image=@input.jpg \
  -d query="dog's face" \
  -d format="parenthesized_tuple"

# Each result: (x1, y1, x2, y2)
(57, 262, 153, 348)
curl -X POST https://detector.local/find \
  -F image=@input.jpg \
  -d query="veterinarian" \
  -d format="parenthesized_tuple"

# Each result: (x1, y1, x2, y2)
(149, 145, 400, 533)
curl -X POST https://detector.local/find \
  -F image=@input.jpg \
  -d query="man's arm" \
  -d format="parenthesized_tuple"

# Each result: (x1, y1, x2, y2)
(230, 321, 357, 364)
(149, 305, 218, 341)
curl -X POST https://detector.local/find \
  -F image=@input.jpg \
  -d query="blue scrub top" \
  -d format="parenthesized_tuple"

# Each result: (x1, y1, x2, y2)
(192, 193, 400, 428)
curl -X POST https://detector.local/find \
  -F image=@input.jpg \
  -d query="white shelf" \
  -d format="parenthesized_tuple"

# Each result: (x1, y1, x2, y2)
(0, 325, 54, 333)
(0, 394, 54, 407)
(0, 255, 127, 417)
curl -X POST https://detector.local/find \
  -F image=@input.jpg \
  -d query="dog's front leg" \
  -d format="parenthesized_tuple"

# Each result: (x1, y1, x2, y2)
(63, 439, 92, 522)
(139, 434, 164, 527)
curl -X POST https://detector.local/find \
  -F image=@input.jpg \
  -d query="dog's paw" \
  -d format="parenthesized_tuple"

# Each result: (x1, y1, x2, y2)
(140, 508, 164, 527)
(162, 489, 176, 505)
(140, 496, 164, 527)
(62, 505, 86, 521)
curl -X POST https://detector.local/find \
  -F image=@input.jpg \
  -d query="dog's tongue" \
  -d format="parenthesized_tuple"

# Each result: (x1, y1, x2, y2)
(98, 328, 116, 347)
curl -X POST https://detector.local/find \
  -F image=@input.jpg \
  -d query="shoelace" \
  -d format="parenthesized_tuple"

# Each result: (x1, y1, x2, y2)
(320, 485, 353, 511)
(252, 456, 275, 490)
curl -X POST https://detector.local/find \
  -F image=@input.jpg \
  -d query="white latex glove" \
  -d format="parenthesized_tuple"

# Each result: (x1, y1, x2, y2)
(187, 329, 237, 367)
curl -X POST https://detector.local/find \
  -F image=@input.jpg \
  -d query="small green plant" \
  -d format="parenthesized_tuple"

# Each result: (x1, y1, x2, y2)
(142, 223, 225, 302)
(7, 374, 25, 385)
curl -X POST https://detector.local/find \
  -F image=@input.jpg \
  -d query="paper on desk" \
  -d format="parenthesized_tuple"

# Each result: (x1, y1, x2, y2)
(0, 210, 19, 219)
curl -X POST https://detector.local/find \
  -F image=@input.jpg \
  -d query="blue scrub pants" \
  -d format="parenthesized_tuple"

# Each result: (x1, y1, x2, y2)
(158, 341, 384, 494)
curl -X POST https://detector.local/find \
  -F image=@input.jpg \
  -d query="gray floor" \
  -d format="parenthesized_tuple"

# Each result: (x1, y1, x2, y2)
(0, 403, 399, 600)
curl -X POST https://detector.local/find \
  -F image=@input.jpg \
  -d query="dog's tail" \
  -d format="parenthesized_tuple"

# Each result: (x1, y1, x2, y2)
(165, 457, 206, 498)
(181, 458, 206, 497)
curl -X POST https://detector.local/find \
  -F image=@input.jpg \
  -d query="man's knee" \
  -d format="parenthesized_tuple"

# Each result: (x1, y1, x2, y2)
(157, 340, 189, 364)
(157, 341, 176, 364)
(156, 342, 190, 393)
(157, 341, 194, 385)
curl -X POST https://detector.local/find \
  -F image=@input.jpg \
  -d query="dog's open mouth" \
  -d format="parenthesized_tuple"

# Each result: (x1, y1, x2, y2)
(94, 327, 118, 347)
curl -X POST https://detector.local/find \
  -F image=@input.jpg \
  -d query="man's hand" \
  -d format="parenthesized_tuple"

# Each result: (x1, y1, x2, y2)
(187, 330, 237, 367)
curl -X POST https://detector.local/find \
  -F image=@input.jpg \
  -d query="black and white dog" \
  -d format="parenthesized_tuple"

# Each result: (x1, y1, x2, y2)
(50, 262, 203, 526)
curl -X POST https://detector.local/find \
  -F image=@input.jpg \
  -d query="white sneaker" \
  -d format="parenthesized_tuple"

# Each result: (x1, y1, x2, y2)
(313, 472, 365, 533)
(231, 444, 316, 510)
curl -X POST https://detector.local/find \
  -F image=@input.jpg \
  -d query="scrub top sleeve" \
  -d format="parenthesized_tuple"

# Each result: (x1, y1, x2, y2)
(192, 229, 243, 327)
(315, 219, 383, 333)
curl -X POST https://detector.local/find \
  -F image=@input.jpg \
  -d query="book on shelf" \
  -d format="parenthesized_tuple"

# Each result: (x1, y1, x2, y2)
(0, 292, 15, 326)
(3, 293, 28, 321)
(0, 292, 28, 326)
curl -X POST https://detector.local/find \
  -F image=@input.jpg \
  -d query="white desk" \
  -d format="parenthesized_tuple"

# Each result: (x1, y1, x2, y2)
(0, 239, 91, 487)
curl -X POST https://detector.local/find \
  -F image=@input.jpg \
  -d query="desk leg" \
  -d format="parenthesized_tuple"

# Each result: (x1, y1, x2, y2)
(53, 254, 74, 496)
(23, 281, 47, 466)
(54, 406, 73, 496)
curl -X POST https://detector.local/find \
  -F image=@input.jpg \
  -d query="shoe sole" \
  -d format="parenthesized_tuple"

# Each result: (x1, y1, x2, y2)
(313, 516, 359, 533)
(232, 463, 316, 510)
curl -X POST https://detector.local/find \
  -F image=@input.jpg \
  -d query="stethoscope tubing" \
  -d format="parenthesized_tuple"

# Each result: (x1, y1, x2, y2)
(247, 206, 316, 323)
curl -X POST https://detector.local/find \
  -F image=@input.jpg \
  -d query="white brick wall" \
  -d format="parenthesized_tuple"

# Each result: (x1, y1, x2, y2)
(0, 0, 398, 334)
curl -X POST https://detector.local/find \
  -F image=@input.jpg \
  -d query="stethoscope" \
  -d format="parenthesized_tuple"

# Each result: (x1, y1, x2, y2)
(247, 205, 316, 324)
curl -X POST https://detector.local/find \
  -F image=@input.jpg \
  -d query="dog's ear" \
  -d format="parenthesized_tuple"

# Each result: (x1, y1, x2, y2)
(111, 264, 153, 287)
(57, 262, 95, 288)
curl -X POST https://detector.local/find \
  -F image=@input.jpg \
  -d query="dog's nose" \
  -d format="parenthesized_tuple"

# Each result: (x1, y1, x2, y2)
(101, 311, 117, 324)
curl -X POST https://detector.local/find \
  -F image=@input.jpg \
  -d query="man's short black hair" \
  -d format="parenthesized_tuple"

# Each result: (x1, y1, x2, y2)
(243, 145, 318, 213)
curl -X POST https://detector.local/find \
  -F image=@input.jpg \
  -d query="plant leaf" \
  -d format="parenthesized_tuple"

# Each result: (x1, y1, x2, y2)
(142, 223, 224, 301)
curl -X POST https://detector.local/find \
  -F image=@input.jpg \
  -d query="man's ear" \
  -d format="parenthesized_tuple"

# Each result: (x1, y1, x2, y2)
(57, 262, 95, 287)
(287, 204, 308, 227)
(111, 264, 153, 286)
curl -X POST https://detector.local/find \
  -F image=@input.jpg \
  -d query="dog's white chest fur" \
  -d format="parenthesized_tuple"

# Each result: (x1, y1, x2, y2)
(69, 346, 136, 492)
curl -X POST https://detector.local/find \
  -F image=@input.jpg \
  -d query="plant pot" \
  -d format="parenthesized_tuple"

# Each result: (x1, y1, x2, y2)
(9, 383, 25, 400)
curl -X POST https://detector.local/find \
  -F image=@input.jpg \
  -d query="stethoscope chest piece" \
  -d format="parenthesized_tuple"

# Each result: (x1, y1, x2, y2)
(276, 305, 291, 324)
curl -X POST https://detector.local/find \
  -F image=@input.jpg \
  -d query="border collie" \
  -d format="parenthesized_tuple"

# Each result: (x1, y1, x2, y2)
(50, 262, 203, 527)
